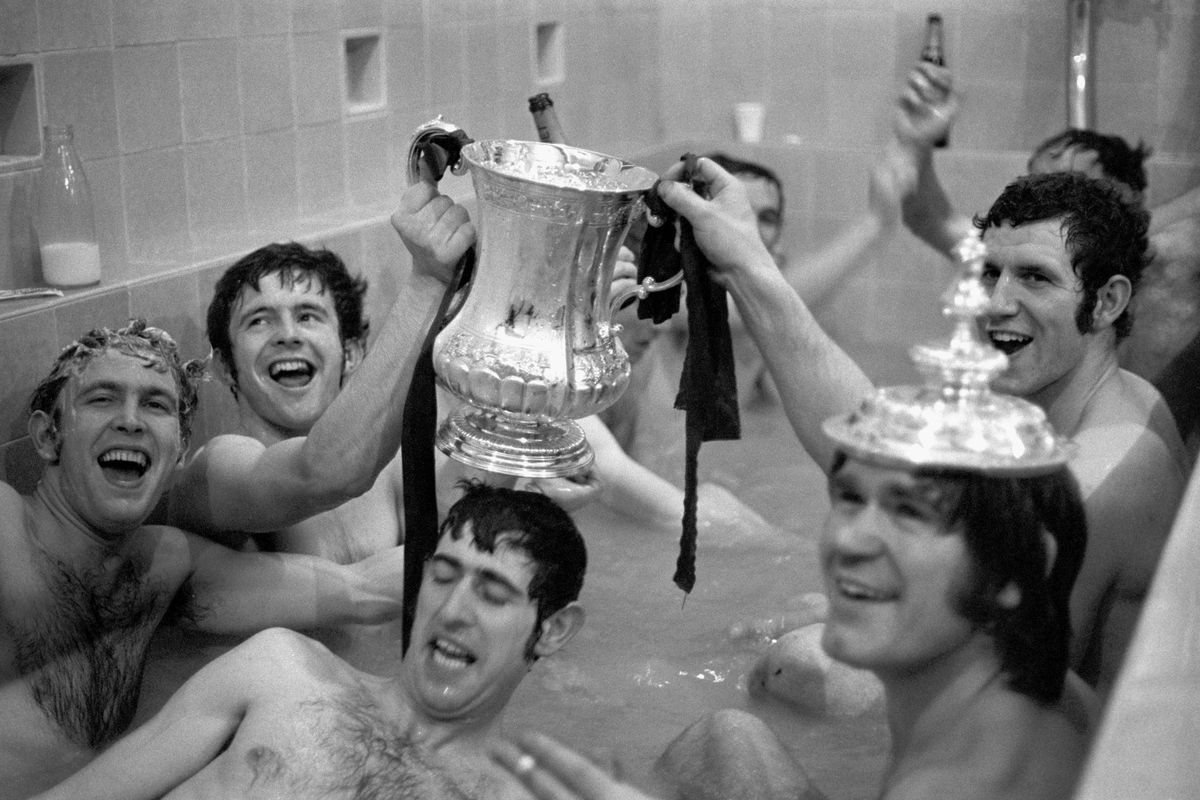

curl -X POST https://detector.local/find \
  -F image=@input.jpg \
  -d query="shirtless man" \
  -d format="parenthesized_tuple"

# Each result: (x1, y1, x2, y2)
(495, 391, 1095, 800)
(32, 481, 587, 800)
(650, 156, 1186, 703)
(895, 61, 1200, 454)
(1, 321, 415, 798)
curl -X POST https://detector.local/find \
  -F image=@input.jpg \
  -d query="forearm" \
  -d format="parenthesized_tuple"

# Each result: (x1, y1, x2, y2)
(902, 149, 973, 258)
(728, 262, 875, 473)
(785, 212, 887, 308)
(294, 271, 448, 499)
(187, 547, 403, 635)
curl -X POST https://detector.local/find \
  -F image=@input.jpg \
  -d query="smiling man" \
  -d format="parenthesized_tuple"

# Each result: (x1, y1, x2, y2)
(644, 159, 1187, 704)
(495, 408, 1098, 800)
(32, 481, 587, 800)
(1, 321, 423, 798)
(167, 237, 456, 673)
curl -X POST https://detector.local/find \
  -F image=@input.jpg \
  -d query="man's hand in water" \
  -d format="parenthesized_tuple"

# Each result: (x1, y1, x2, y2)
(493, 732, 660, 800)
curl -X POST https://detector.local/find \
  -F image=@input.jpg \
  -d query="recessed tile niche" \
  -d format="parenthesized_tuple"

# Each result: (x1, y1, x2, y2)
(0, 60, 40, 174)
(342, 30, 386, 115)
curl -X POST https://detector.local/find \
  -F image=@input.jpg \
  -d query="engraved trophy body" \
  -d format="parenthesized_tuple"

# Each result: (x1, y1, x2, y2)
(424, 134, 661, 477)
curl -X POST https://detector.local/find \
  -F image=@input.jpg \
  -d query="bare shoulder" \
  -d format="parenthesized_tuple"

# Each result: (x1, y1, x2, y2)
(1071, 370, 1189, 495)
(232, 628, 351, 688)
(884, 695, 1090, 800)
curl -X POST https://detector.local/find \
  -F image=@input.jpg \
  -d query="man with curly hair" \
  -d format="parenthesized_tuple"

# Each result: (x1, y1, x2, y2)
(1, 321, 417, 798)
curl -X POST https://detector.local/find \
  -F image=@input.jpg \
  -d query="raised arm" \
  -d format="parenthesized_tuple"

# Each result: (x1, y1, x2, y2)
(892, 61, 974, 258)
(169, 179, 469, 535)
(176, 532, 406, 635)
(655, 158, 874, 473)
(782, 136, 913, 308)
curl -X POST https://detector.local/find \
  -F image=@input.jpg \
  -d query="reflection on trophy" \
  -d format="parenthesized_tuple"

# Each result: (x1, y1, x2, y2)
(409, 123, 664, 477)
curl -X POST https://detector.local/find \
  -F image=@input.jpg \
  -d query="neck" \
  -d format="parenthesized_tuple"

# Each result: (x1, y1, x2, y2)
(234, 403, 306, 445)
(1029, 338, 1120, 437)
(877, 636, 1005, 763)
(30, 478, 124, 564)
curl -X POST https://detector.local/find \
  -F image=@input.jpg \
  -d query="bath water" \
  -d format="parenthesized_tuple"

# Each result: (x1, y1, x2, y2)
(39, 241, 101, 287)
(136, 395, 888, 800)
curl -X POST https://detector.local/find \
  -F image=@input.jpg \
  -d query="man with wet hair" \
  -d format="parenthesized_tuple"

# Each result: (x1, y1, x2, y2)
(32, 482, 587, 800)
(492, 316, 1096, 800)
(894, 60, 1200, 455)
(640, 156, 1185, 702)
(1, 320, 419, 798)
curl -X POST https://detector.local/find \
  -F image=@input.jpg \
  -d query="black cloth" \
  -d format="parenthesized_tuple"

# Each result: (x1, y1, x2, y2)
(400, 129, 475, 653)
(637, 154, 741, 594)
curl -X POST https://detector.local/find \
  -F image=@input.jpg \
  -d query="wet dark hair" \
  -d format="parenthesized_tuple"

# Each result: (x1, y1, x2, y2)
(1029, 128, 1151, 193)
(206, 242, 369, 391)
(29, 319, 205, 454)
(974, 172, 1150, 340)
(437, 480, 587, 656)
(705, 151, 785, 221)
(831, 452, 1087, 705)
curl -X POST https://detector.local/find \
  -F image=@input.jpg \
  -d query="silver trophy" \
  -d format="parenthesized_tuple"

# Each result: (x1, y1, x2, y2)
(408, 120, 676, 477)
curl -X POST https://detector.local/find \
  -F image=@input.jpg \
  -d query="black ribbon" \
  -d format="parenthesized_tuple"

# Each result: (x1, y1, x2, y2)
(400, 129, 475, 653)
(637, 154, 741, 594)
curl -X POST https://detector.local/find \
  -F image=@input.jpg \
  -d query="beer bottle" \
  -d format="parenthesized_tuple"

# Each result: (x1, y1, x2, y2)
(921, 13, 949, 148)
(528, 93, 569, 144)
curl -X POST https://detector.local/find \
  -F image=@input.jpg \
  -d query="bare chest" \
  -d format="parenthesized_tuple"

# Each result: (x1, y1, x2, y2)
(207, 693, 491, 800)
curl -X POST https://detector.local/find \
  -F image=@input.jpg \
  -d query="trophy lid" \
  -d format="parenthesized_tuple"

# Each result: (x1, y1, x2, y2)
(822, 232, 1073, 476)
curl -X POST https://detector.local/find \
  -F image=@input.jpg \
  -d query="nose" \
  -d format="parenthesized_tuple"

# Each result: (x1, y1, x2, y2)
(985, 272, 1019, 317)
(824, 505, 886, 562)
(438, 579, 477, 626)
(113, 396, 146, 434)
(274, 314, 303, 345)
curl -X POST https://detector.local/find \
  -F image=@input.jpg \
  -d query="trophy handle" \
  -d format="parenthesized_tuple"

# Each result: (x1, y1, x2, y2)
(609, 270, 685, 316)
(406, 116, 472, 185)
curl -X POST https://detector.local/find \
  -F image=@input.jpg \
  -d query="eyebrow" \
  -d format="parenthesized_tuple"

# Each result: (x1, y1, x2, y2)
(78, 379, 178, 405)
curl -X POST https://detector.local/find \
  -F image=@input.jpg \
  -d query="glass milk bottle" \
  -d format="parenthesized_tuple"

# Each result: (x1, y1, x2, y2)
(36, 124, 102, 287)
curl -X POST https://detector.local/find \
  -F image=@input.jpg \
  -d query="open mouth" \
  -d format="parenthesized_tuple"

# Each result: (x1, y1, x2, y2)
(987, 330, 1031, 356)
(834, 576, 896, 603)
(268, 358, 315, 388)
(97, 448, 150, 482)
(430, 637, 476, 670)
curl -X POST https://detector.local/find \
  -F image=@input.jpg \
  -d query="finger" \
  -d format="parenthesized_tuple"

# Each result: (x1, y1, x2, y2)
(492, 741, 579, 800)
(516, 731, 623, 797)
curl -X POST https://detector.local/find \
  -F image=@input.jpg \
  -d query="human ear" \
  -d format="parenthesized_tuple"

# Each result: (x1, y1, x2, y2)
(1090, 275, 1132, 330)
(28, 410, 61, 463)
(341, 339, 366, 379)
(532, 603, 586, 658)
(210, 350, 237, 392)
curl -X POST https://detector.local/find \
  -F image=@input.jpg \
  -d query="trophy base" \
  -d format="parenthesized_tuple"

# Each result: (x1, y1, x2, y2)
(435, 407, 595, 478)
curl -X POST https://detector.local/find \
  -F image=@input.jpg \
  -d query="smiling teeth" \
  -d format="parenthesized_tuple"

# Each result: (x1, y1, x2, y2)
(269, 359, 312, 377)
(989, 331, 1030, 343)
(431, 638, 473, 668)
(99, 449, 148, 468)
(837, 578, 892, 601)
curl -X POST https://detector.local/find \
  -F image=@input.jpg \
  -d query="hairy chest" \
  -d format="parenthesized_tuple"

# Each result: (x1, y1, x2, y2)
(216, 693, 488, 800)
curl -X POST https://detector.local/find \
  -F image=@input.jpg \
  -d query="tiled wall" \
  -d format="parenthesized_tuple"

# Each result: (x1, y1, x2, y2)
(2, 0, 1199, 447)
(0, 0, 1198, 793)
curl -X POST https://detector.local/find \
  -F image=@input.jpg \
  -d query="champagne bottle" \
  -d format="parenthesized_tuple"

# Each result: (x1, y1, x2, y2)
(920, 13, 949, 148)
(528, 93, 569, 144)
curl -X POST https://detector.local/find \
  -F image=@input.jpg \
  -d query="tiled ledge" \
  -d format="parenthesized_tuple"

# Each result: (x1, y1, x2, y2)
(0, 200, 401, 324)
